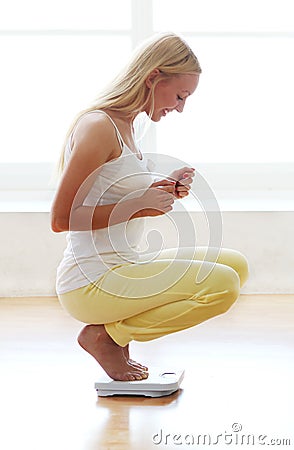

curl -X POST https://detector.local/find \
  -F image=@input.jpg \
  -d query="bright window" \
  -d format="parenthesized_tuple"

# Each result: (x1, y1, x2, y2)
(154, 0, 294, 165)
(1, 0, 293, 194)
(0, 0, 132, 30)
(157, 35, 294, 164)
(0, 0, 132, 164)
(0, 35, 131, 163)
(153, 0, 294, 33)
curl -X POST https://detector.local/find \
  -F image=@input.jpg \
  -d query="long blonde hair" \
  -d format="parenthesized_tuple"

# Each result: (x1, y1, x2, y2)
(58, 32, 201, 173)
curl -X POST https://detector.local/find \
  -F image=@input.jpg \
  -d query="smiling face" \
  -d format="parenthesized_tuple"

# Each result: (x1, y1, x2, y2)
(145, 72, 200, 122)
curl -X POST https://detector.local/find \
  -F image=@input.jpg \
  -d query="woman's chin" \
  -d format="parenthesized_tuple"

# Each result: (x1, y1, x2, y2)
(150, 111, 163, 122)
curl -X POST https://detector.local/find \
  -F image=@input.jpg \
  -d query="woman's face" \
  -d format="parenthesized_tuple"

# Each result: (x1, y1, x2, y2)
(146, 73, 200, 122)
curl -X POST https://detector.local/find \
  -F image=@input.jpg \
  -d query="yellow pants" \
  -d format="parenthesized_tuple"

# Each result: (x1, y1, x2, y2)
(58, 247, 249, 347)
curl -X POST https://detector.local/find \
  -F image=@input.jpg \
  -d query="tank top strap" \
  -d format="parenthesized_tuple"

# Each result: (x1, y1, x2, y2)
(91, 109, 124, 149)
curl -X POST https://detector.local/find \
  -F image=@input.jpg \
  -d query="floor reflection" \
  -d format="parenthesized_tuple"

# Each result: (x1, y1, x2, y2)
(88, 389, 183, 449)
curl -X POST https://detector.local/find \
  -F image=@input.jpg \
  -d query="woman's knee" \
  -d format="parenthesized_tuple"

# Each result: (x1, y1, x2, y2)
(217, 266, 240, 314)
(232, 250, 249, 287)
(219, 248, 249, 288)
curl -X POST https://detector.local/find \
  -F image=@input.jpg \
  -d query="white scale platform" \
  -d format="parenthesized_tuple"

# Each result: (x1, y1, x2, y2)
(94, 368, 185, 397)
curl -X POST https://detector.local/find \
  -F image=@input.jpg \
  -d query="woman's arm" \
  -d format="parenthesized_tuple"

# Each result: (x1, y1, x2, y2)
(50, 114, 175, 232)
(50, 114, 115, 232)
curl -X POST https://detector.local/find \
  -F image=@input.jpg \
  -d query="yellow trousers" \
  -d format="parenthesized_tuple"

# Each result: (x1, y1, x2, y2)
(58, 247, 249, 347)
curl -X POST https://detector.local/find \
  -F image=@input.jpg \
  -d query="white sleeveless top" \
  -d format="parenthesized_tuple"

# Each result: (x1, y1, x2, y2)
(56, 110, 155, 294)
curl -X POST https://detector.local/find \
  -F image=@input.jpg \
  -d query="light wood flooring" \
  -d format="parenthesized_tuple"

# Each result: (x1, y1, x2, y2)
(0, 295, 293, 450)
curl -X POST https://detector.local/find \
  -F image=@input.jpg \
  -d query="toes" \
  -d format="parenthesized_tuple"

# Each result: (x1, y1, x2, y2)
(126, 371, 148, 381)
(128, 359, 148, 371)
(132, 374, 143, 381)
(126, 373, 139, 381)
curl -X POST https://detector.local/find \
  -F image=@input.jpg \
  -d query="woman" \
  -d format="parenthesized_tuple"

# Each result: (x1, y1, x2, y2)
(51, 32, 249, 381)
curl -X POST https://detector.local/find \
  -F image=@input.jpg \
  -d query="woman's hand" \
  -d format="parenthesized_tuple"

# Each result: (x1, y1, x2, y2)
(150, 179, 176, 194)
(138, 180, 176, 217)
(169, 167, 195, 199)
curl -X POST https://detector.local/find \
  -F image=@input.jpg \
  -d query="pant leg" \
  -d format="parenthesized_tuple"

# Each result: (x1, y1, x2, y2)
(59, 247, 248, 347)
(139, 246, 249, 287)
(104, 258, 240, 346)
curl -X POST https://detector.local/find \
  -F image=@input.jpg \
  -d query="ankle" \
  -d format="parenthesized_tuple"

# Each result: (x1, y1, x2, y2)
(78, 324, 120, 349)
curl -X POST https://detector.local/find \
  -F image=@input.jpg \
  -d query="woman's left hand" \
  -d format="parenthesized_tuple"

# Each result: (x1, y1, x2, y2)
(169, 167, 195, 199)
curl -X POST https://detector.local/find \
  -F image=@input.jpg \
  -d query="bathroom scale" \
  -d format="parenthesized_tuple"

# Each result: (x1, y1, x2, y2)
(94, 368, 185, 397)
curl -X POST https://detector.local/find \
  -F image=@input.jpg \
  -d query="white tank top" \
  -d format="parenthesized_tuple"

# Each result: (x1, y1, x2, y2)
(56, 110, 155, 294)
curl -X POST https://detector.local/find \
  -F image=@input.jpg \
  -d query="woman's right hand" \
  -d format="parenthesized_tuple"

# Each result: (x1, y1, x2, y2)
(138, 180, 176, 217)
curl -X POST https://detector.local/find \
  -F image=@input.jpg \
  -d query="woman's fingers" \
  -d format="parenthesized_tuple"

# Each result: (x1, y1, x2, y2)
(177, 173, 193, 185)
(177, 190, 189, 198)
(151, 173, 194, 200)
(151, 179, 176, 195)
(151, 179, 176, 188)
(158, 185, 176, 194)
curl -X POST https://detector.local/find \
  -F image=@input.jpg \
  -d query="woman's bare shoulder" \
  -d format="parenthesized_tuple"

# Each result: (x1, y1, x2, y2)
(71, 111, 118, 160)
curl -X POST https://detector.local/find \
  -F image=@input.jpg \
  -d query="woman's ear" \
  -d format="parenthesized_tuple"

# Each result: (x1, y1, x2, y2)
(145, 69, 161, 88)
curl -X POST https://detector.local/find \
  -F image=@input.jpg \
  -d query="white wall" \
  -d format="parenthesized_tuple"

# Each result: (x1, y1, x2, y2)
(0, 211, 293, 296)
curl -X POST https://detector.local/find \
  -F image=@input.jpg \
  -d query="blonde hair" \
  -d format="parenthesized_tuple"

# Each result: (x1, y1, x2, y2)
(58, 32, 201, 173)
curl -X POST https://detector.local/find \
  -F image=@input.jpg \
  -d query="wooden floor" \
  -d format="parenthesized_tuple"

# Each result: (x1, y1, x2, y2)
(0, 295, 293, 450)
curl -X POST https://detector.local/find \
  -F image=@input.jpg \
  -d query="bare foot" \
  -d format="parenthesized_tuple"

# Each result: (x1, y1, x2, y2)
(78, 325, 149, 381)
(123, 344, 148, 371)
